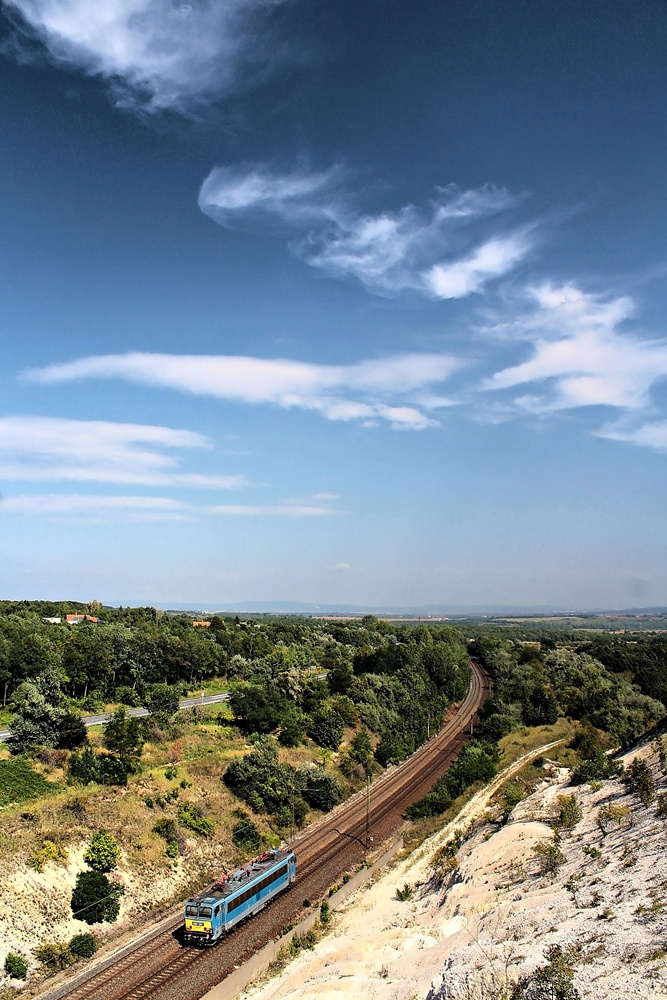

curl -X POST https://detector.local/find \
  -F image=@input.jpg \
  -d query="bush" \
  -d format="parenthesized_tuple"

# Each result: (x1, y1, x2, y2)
(621, 758, 655, 805)
(349, 728, 373, 768)
(153, 817, 178, 842)
(309, 708, 345, 752)
(165, 841, 179, 858)
(406, 741, 498, 820)
(115, 686, 142, 708)
(28, 838, 69, 873)
(84, 831, 121, 873)
(178, 804, 214, 837)
(395, 883, 414, 901)
(68, 933, 97, 958)
(558, 794, 582, 830)
(4, 952, 29, 979)
(501, 781, 525, 821)
(298, 768, 343, 812)
(278, 715, 303, 748)
(144, 684, 180, 722)
(56, 712, 88, 750)
(533, 839, 567, 875)
(68, 748, 129, 786)
(319, 900, 330, 925)
(71, 871, 124, 924)
(33, 942, 74, 971)
(223, 736, 294, 816)
(232, 815, 262, 851)
(229, 686, 291, 734)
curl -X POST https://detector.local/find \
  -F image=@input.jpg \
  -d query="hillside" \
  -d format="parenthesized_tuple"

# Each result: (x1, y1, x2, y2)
(244, 739, 667, 1000)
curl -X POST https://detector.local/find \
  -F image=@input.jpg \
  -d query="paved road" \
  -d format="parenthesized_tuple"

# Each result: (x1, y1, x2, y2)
(0, 692, 230, 743)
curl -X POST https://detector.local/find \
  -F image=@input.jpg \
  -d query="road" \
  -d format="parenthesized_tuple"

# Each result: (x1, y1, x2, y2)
(38, 660, 489, 1000)
(0, 693, 229, 743)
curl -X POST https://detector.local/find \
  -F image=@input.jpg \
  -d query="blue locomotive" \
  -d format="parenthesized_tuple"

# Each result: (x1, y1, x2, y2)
(183, 848, 297, 945)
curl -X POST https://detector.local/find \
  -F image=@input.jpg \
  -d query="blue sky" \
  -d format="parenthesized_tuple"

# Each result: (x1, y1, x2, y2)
(1, 0, 667, 608)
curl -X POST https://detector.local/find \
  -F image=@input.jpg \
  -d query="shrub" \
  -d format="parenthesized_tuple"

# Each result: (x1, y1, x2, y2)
(68, 933, 97, 959)
(68, 748, 129, 787)
(33, 942, 74, 971)
(4, 952, 29, 979)
(395, 883, 414, 901)
(533, 839, 567, 875)
(597, 802, 631, 836)
(298, 768, 343, 812)
(178, 804, 214, 837)
(232, 815, 262, 851)
(277, 715, 303, 748)
(165, 841, 179, 858)
(153, 817, 179, 842)
(28, 838, 69, 873)
(349, 728, 373, 768)
(657, 793, 667, 818)
(319, 900, 330, 926)
(71, 871, 124, 924)
(115, 686, 141, 708)
(501, 781, 525, 821)
(164, 766, 178, 780)
(558, 794, 582, 830)
(84, 831, 121, 873)
(621, 758, 655, 805)
(56, 712, 88, 750)
(309, 708, 345, 752)
(144, 684, 180, 723)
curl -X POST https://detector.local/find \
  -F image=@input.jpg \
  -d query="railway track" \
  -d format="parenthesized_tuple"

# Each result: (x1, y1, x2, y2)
(43, 660, 489, 1000)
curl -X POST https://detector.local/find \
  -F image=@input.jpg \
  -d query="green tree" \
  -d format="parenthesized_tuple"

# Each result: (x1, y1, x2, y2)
(84, 831, 121, 873)
(621, 758, 655, 805)
(144, 684, 180, 723)
(68, 748, 129, 787)
(298, 768, 343, 812)
(278, 713, 303, 747)
(71, 871, 124, 924)
(103, 707, 144, 767)
(522, 945, 580, 999)
(4, 953, 29, 979)
(68, 933, 97, 959)
(349, 728, 373, 766)
(229, 685, 290, 734)
(309, 707, 345, 751)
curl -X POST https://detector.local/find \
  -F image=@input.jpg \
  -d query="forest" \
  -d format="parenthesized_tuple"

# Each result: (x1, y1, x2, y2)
(2, 603, 665, 820)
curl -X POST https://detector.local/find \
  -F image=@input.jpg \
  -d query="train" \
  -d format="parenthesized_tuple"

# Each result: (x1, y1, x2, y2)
(183, 848, 297, 945)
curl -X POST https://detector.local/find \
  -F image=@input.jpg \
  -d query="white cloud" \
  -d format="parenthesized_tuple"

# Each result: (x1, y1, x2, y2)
(424, 235, 530, 299)
(483, 283, 667, 413)
(199, 167, 530, 297)
(0, 416, 246, 487)
(597, 421, 667, 451)
(199, 165, 342, 225)
(26, 351, 461, 430)
(0, 493, 334, 519)
(3, 0, 285, 112)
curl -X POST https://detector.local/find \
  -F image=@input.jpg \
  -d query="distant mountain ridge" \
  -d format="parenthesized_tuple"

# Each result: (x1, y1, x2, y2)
(151, 601, 667, 616)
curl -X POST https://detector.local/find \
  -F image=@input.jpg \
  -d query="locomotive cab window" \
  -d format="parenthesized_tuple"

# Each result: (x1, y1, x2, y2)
(186, 905, 198, 917)
(199, 907, 212, 917)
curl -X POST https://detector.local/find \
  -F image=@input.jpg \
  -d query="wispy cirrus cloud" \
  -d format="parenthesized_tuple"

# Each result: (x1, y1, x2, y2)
(0, 493, 334, 520)
(483, 283, 667, 413)
(25, 351, 463, 430)
(0, 416, 246, 487)
(199, 166, 532, 298)
(2, 0, 288, 112)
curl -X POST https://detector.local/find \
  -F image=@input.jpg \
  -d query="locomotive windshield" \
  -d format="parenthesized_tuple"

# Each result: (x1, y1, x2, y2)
(199, 906, 212, 917)
(185, 905, 198, 916)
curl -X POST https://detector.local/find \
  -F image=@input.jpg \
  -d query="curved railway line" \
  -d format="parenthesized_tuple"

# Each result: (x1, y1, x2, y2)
(43, 660, 489, 1000)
